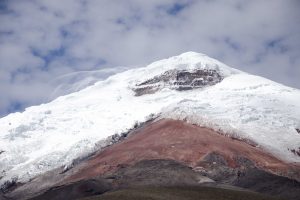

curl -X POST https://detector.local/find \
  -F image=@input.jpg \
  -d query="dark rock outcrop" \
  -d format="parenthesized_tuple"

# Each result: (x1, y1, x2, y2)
(197, 153, 300, 200)
(133, 69, 223, 96)
(109, 159, 204, 188)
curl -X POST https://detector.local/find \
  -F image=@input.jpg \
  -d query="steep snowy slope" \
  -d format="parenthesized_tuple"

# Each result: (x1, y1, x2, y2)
(0, 52, 300, 186)
(48, 67, 129, 100)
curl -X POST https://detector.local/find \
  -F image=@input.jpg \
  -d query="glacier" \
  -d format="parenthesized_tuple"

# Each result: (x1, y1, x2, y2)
(48, 66, 129, 101)
(0, 52, 300, 185)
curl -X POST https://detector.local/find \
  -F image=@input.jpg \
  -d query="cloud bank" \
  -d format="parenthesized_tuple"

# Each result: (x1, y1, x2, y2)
(0, 0, 299, 116)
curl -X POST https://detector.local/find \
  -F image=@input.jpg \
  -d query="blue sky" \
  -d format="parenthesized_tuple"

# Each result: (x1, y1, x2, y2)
(0, 0, 300, 116)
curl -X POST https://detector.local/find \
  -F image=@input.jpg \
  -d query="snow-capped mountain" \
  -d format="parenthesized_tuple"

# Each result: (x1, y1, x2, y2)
(1, 52, 300, 187)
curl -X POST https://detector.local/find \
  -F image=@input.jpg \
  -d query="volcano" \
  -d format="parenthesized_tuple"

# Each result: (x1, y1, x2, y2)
(1, 52, 300, 200)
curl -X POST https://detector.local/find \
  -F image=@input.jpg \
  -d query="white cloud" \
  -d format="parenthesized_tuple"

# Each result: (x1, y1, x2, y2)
(0, 0, 299, 116)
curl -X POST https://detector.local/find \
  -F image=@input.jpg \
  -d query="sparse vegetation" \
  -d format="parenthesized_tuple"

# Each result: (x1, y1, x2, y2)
(81, 186, 281, 200)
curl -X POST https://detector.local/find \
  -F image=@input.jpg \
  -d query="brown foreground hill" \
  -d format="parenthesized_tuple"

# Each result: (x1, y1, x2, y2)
(3, 119, 300, 200)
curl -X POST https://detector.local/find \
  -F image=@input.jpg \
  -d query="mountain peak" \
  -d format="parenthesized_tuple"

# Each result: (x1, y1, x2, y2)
(176, 51, 207, 57)
(128, 52, 241, 88)
(0, 53, 300, 187)
(130, 52, 241, 96)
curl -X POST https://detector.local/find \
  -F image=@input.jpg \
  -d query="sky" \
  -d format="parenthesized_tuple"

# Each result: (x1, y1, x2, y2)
(0, 0, 299, 117)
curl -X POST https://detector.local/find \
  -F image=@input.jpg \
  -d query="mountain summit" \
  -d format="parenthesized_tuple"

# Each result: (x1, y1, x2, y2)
(1, 52, 300, 199)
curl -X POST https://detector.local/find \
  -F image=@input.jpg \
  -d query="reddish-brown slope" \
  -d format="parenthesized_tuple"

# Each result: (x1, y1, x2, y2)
(67, 119, 299, 182)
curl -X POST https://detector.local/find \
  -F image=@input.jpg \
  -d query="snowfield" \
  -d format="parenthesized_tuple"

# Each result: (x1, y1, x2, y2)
(0, 52, 300, 185)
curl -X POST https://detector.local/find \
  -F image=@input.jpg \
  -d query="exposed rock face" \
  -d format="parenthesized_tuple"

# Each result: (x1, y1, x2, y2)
(133, 69, 223, 96)
(110, 159, 208, 188)
(290, 148, 300, 157)
(0, 177, 18, 194)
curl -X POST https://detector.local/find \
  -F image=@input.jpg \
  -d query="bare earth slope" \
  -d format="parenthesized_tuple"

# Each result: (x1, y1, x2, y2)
(67, 119, 300, 182)
(6, 119, 300, 200)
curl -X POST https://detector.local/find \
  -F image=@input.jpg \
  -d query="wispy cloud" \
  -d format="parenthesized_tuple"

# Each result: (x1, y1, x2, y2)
(0, 0, 299, 116)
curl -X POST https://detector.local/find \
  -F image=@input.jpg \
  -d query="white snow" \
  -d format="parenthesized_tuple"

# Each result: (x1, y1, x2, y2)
(48, 66, 129, 100)
(0, 52, 300, 185)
